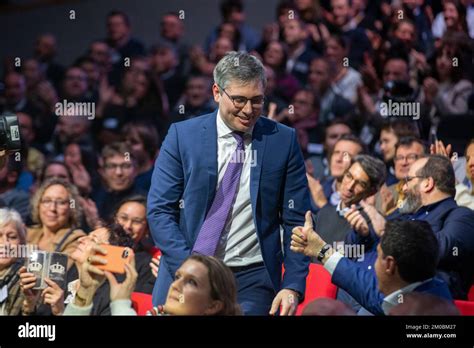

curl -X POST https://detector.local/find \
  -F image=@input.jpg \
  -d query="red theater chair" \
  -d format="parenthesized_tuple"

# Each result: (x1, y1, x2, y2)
(282, 263, 338, 315)
(131, 292, 153, 316)
(454, 300, 474, 316)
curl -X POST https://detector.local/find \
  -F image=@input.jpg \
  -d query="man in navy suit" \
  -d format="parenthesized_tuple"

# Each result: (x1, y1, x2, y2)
(147, 51, 310, 315)
(291, 217, 453, 315)
(343, 155, 474, 300)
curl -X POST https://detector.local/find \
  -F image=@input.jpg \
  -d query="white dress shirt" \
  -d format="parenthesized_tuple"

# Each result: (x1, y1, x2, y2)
(214, 111, 263, 267)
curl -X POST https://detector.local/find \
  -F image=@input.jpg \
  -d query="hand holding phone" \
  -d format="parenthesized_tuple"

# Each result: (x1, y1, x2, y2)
(94, 245, 132, 274)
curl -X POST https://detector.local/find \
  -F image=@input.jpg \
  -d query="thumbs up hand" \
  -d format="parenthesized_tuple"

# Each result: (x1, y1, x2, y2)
(290, 211, 327, 258)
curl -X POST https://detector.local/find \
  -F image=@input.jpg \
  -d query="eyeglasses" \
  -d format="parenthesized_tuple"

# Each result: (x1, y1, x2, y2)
(404, 175, 425, 184)
(65, 75, 87, 82)
(40, 198, 69, 208)
(218, 85, 265, 109)
(342, 170, 370, 190)
(104, 163, 133, 171)
(394, 154, 420, 163)
(116, 215, 146, 228)
(293, 99, 311, 106)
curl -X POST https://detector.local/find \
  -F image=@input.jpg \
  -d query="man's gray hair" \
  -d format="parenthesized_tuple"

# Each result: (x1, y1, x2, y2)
(353, 154, 387, 192)
(213, 51, 266, 90)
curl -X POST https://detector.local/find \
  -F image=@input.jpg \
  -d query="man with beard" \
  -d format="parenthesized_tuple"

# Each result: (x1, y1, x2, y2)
(375, 136, 426, 215)
(344, 155, 474, 300)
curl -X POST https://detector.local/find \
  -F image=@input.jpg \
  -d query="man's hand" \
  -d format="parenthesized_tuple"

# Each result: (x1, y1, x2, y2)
(79, 197, 104, 230)
(344, 201, 386, 237)
(307, 174, 328, 208)
(379, 184, 395, 214)
(104, 251, 138, 302)
(269, 288, 299, 316)
(423, 77, 439, 105)
(430, 140, 454, 160)
(344, 205, 370, 236)
(150, 256, 161, 278)
(42, 278, 65, 316)
(357, 85, 376, 115)
(267, 102, 277, 120)
(68, 163, 92, 195)
(290, 211, 326, 258)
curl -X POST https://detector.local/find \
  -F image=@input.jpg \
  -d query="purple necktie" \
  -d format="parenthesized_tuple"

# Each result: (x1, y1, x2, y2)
(192, 132, 245, 256)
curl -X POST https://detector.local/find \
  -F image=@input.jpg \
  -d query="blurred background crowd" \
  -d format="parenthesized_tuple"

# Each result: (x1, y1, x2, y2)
(0, 0, 473, 316)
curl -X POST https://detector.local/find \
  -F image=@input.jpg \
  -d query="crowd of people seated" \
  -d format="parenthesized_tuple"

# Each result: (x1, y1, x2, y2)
(0, 0, 473, 316)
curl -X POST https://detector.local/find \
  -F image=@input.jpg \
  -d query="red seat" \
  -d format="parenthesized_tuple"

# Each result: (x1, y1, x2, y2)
(468, 285, 474, 302)
(282, 263, 337, 315)
(454, 300, 474, 315)
(149, 246, 162, 259)
(131, 292, 153, 316)
(296, 263, 337, 315)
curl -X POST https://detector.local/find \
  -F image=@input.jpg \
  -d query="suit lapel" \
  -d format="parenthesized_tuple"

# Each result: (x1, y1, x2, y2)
(201, 111, 218, 213)
(250, 117, 267, 216)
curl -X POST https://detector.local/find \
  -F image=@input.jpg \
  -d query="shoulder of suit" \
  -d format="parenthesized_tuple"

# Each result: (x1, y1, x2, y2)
(258, 116, 294, 134)
(172, 111, 216, 130)
(450, 205, 474, 219)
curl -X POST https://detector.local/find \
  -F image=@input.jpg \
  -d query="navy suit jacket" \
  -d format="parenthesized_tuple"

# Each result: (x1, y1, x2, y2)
(346, 197, 474, 299)
(332, 257, 453, 315)
(147, 111, 311, 305)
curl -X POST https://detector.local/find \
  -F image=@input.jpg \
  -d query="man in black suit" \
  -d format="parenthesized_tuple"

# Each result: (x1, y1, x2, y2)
(315, 154, 386, 247)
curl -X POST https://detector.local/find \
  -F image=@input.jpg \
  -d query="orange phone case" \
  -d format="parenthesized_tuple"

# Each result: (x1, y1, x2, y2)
(94, 244, 132, 274)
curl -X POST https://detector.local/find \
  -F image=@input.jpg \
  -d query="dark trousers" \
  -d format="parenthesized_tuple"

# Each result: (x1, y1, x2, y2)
(232, 264, 277, 315)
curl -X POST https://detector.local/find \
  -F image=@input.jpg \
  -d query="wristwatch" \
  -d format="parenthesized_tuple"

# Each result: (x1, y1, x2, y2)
(317, 244, 332, 262)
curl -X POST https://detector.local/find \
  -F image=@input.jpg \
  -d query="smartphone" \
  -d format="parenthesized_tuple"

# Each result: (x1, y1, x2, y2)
(94, 245, 132, 274)
(26, 251, 68, 290)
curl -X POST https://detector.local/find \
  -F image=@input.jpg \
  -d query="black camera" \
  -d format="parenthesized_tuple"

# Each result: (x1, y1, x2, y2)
(382, 80, 418, 104)
(0, 113, 21, 153)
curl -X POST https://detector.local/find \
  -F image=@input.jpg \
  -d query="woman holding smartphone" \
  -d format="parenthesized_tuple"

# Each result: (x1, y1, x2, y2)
(19, 223, 133, 316)
(65, 254, 241, 316)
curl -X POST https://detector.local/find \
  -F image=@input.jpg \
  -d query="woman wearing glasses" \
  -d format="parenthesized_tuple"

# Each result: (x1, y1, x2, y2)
(26, 178, 86, 266)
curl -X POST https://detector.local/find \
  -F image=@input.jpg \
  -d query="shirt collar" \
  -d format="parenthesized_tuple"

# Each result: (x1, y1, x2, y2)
(382, 278, 432, 315)
(216, 109, 254, 139)
(336, 200, 349, 217)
